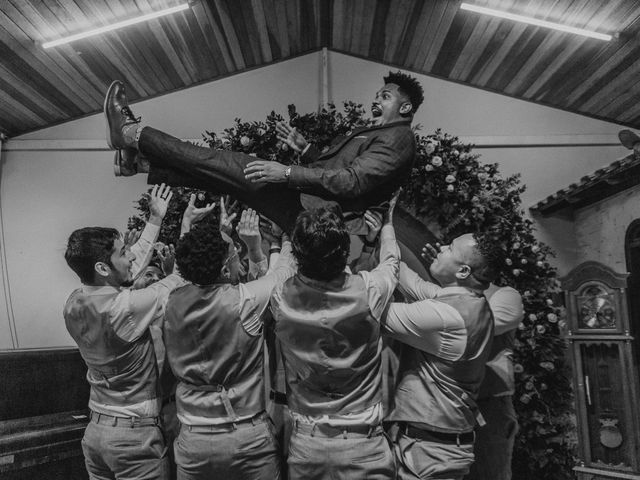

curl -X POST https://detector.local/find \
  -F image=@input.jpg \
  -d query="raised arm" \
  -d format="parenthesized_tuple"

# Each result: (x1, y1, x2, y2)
(237, 234, 296, 336)
(383, 299, 466, 360)
(359, 191, 401, 320)
(130, 183, 173, 276)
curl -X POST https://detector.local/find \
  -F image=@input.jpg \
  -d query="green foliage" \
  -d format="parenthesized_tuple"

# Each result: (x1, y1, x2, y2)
(129, 102, 576, 478)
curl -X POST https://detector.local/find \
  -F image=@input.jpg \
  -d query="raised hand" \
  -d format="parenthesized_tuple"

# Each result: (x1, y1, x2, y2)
(384, 188, 402, 224)
(123, 228, 141, 249)
(260, 217, 284, 245)
(421, 242, 440, 264)
(364, 210, 383, 244)
(237, 209, 262, 252)
(276, 121, 308, 153)
(147, 183, 173, 225)
(182, 194, 216, 225)
(219, 196, 238, 244)
(157, 243, 176, 275)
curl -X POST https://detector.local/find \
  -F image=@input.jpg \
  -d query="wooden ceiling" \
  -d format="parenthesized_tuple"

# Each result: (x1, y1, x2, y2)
(1, 0, 640, 138)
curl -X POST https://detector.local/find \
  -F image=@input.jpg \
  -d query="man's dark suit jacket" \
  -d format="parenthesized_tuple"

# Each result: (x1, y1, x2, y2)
(290, 119, 416, 234)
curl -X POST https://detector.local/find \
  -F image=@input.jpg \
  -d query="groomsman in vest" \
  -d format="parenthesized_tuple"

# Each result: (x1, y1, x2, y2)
(163, 209, 295, 480)
(383, 233, 500, 480)
(270, 194, 400, 479)
(103, 72, 423, 234)
(419, 244, 525, 480)
(64, 184, 181, 480)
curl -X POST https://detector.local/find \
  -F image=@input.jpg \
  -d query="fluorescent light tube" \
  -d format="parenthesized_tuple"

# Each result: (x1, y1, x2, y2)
(460, 3, 612, 41)
(42, 3, 190, 48)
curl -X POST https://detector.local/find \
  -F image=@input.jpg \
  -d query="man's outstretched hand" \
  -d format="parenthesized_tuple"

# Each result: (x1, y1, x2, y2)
(244, 160, 288, 183)
(276, 122, 308, 153)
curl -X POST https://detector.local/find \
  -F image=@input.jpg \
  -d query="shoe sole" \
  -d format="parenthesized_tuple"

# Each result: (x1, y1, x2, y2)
(113, 150, 122, 176)
(104, 80, 121, 150)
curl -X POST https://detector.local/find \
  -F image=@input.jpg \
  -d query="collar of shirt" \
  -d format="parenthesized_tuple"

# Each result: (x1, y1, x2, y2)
(434, 285, 484, 298)
(296, 272, 349, 291)
(80, 285, 121, 295)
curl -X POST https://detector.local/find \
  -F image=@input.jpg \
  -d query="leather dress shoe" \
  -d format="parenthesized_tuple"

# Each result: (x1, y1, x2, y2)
(618, 129, 640, 150)
(104, 80, 140, 150)
(114, 148, 137, 176)
(113, 148, 150, 177)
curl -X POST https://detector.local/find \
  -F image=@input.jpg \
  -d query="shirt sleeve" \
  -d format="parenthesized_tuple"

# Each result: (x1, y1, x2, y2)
(397, 261, 442, 301)
(111, 273, 185, 342)
(359, 224, 400, 320)
(248, 257, 269, 281)
(383, 299, 467, 361)
(289, 131, 414, 199)
(487, 286, 524, 335)
(238, 240, 296, 336)
(130, 222, 160, 278)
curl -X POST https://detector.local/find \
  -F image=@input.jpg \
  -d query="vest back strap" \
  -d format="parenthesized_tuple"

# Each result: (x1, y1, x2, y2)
(185, 383, 238, 421)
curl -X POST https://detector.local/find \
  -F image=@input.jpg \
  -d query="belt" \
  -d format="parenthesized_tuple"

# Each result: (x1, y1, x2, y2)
(294, 421, 384, 439)
(186, 411, 268, 434)
(89, 410, 161, 428)
(398, 423, 475, 445)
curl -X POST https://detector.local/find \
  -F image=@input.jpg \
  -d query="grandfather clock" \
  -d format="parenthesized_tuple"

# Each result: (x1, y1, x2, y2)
(562, 261, 640, 480)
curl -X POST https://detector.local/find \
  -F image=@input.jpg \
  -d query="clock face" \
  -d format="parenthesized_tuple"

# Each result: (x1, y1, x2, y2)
(577, 285, 617, 330)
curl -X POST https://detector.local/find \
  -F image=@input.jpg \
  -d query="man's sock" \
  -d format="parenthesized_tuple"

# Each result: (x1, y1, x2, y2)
(122, 124, 143, 149)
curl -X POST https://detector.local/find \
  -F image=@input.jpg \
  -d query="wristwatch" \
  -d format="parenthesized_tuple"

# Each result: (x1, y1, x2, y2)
(284, 166, 292, 182)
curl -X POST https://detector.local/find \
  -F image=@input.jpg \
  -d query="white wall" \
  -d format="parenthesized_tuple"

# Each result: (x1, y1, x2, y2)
(0, 51, 627, 348)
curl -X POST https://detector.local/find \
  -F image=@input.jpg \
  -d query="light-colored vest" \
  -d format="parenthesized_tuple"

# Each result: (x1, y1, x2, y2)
(164, 283, 265, 422)
(389, 291, 494, 433)
(64, 288, 159, 408)
(273, 272, 382, 416)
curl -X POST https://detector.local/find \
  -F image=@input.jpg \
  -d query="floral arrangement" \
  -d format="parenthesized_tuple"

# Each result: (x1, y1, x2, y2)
(129, 102, 576, 479)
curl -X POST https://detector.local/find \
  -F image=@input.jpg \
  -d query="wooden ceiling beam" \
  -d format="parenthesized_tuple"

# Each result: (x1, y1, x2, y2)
(421, 0, 459, 71)
(520, 0, 622, 100)
(212, 0, 247, 69)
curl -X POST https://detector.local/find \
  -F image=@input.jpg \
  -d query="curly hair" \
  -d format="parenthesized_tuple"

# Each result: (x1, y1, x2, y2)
(175, 222, 228, 285)
(292, 207, 350, 281)
(471, 232, 502, 284)
(383, 70, 425, 112)
(65, 227, 119, 284)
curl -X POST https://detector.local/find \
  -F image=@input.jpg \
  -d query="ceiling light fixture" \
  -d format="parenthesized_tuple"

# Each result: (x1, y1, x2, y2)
(42, 3, 190, 48)
(460, 3, 612, 41)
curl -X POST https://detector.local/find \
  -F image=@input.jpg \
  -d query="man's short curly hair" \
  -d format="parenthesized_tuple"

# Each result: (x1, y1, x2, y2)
(65, 227, 119, 284)
(176, 222, 228, 285)
(384, 71, 425, 112)
(292, 207, 350, 281)
(471, 232, 502, 284)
